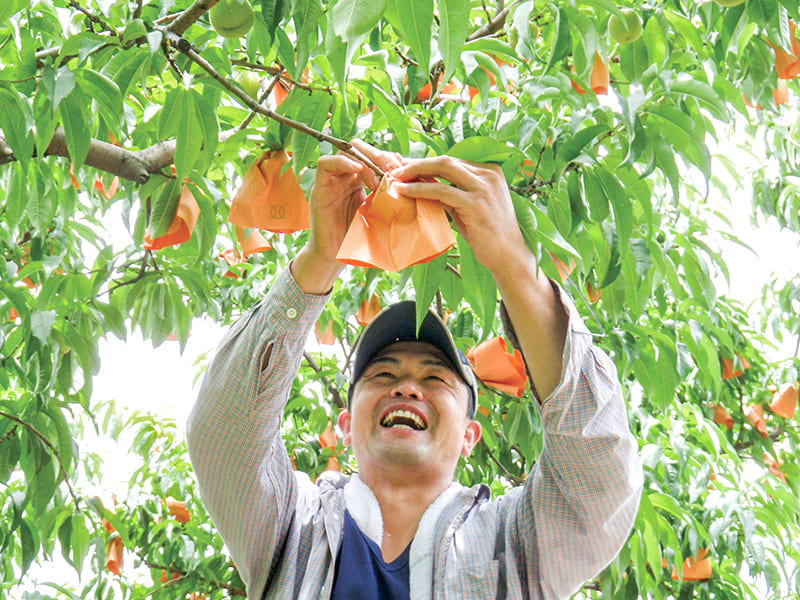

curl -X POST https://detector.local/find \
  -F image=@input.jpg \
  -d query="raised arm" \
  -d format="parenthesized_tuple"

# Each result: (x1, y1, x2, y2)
(390, 156, 643, 597)
(186, 268, 329, 596)
(187, 142, 404, 597)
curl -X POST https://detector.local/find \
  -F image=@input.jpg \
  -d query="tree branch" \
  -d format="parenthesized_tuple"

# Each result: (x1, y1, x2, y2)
(0, 128, 240, 184)
(161, 31, 384, 178)
(67, 0, 118, 36)
(467, 0, 521, 41)
(479, 439, 525, 486)
(303, 351, 346, 410)
(133, 549, 246, 597)
(167, 0, 221, 37)
(0, 411, 82, 512)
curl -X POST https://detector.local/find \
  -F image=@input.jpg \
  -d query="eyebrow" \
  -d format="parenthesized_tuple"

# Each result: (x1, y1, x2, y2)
(368, 354, 453, 370)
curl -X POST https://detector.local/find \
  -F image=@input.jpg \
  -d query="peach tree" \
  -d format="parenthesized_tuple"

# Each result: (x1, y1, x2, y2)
(0, 0, 799, 598)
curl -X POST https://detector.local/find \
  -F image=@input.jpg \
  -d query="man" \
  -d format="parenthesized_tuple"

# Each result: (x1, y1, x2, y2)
(187, 140, 643, 599)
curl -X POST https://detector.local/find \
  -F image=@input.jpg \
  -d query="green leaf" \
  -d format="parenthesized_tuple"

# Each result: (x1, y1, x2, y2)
(58, 515, 74, 568)
(530, 206, 580, 259)
(70, 513, 89, 575)
(331, 0, 387, 42)
(457, 235, 496, 334)
(287, 90, 331, 171)
(0, 0, 26, 21)
(447, 137, 523, 164)
(555, 124, 609, 172)
(174, 90, 204, 180)
(412, 253, 449, 331)
(544, 7, 571, 74)
(643, 105, 710, 180)
(618, 38, 649, 84)
(75, 68, 123, 124)
(439, 265, 463, 307)
(510, 192, 538, 254)
(94, 301, 127, 341)
(0, 433, 20, 484)
(28, 452, 57, 515)
(158, 87, 181, 140)
(438, 0, 470, 82)
(19, 519, 38, 578)
(52, 67, 76, 112)
(368, 83, 410, 155)
(0, 87, 34, 169)
(747, 0, 778, 25)
(30, 310, 57, 344)
(43, 405, 75, 475)
(260, 0, 291, 37)
(148, 177, 182, 239)
(194, 88, 220, 170)
(392, 0, 433, 70)
(121, 18, 148, 45)
(33, 88, 57, 159)
(58, 90, 91, 170)
(665, 76, 728, 122)
(192, 184, 217, 263)
(576, 0, 625, 21)
(596, 167, 632, 244)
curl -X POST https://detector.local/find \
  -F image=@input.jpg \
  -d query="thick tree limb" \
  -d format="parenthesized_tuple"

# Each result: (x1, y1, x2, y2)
(0, 128, 173, 184)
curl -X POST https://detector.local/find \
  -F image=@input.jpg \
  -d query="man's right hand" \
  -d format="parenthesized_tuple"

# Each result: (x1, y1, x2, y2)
(291, 140, 402, 295)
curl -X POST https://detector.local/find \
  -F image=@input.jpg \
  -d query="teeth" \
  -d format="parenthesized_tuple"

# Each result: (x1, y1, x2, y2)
(381, 409, 426, 430)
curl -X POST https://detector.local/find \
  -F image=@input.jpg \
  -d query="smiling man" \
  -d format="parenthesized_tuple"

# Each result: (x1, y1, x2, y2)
(187, 141, 643, 600)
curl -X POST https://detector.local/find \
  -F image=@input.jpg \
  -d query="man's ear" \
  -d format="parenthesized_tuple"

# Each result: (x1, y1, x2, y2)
(337, 408, 352, 447)
(461, 420, 482, 457)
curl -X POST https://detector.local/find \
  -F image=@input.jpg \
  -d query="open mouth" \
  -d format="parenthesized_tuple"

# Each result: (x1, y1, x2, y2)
(380, 409, 427, 431)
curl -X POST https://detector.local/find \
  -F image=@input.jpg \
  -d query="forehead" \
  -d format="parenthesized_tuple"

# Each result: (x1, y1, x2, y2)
(368, 341, 455, 369)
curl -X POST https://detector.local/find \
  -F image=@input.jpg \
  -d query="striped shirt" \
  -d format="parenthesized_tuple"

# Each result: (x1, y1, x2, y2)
(186, 267, 643, 600)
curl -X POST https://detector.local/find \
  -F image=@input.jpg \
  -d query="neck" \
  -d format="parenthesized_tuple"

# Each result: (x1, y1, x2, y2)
(359, 469, 453, 562)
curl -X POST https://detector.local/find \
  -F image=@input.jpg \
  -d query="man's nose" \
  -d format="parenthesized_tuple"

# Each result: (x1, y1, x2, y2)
(391, 376, 422, 399)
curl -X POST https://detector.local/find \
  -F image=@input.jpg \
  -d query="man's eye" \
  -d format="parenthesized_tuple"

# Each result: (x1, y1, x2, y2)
(374, 371, 395, 378)
(426, 375, 445, 383)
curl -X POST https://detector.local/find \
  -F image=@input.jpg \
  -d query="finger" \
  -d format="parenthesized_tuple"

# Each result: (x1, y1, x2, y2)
(318, 153, 364, 176)
(390, 179, 469, 210)
(391, 156, 483, 190)
(350, 139, 403, 172)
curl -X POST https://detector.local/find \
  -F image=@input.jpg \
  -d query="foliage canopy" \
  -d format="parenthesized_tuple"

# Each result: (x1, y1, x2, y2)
(1, 0, 799, 598)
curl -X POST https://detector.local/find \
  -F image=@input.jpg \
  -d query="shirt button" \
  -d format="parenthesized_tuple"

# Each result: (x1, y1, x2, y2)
(286, 307, 298, 319)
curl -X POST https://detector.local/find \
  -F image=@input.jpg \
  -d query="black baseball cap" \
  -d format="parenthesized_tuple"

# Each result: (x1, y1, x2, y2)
(348, 301, 478, 417)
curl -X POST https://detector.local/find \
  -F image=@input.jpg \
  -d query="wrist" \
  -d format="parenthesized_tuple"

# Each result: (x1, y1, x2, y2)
(290, 246, 344, 295)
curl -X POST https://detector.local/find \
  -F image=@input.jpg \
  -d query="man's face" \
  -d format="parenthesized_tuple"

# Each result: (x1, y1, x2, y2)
(338, 341, 481, 484)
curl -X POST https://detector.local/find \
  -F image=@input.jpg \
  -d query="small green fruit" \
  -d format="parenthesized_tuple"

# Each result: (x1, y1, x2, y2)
(608, 8, 642, 44)
(210, 0, 254, 39)
(529, 21, 539, 40)
(235, 70, 261, 98)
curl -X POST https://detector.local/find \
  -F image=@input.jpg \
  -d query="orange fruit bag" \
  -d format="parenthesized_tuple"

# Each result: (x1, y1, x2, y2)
(467, 337, 528, 397)
(229, 150, 310, 233)
(336, 175, 455, 272)
(143, 184, 200, 250)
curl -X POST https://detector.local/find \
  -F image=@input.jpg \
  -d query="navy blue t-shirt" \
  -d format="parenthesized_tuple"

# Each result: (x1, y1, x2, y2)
(330, 510, 411, 600)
